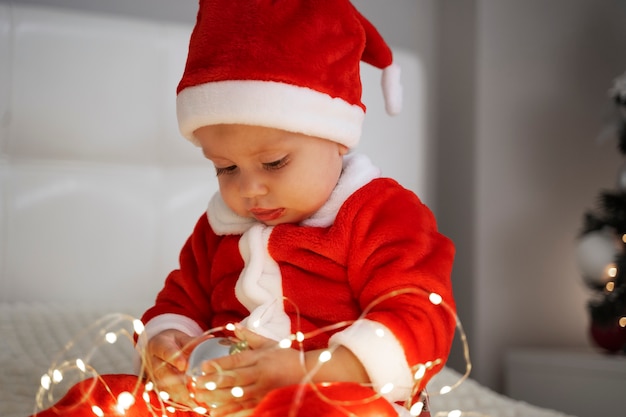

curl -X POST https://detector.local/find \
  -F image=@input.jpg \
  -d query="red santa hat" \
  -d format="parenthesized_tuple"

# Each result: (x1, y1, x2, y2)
(176, 0, 402, 149)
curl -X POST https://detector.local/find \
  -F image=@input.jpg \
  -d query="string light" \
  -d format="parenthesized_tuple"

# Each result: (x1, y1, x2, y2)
(32, 288, 487, 417)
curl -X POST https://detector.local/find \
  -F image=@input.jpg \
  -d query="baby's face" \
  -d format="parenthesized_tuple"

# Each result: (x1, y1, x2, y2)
(195, 124, 348, 225)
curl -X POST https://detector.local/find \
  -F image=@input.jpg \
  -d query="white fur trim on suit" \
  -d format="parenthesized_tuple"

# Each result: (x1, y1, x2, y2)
(236, 223, 291, 341)
(177, 80, 365, 149)
(329, 319, 414, 402)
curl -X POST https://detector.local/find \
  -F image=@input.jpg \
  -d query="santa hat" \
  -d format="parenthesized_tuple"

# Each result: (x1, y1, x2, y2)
(176, 0, 402, 149)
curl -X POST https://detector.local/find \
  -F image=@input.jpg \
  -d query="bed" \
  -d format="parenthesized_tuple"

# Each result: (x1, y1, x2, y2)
(0, 3, 576, 417)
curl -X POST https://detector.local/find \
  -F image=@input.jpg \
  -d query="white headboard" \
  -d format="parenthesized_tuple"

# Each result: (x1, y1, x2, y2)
(0, 3, 425, 308)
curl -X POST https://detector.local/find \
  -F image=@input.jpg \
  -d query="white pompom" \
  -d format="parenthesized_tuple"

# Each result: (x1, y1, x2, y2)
(381, 63, 403, 116)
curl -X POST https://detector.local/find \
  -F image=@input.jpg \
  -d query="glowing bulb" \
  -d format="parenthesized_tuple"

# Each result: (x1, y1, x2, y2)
(318, 350, 332, 363)
(448, 410, 462, 417)
(166, 406, 176, 413)
(158, 391, 170, 401)
(606, 281, 615, 292)
(105, 332, 117, 344)
(619, 317, 626, 328)
(440, 385, 452, 394)
(142, 392, 150, 402)
(76, 359, 86, 372)
(414, 364, 426, 380)
(52, 369, 63, 383)
(296, 331, 305, 342)
(133, 319, 144, 335)
(144, 381, 154, 391)
(409, 401, 424, 416)
(225, 323, 236, 331)
(194, 407, 208, 414)
(622, 234, 626, 243)
(91, 405, 104, 417)
(279, 338, 292, 348)
(40, 374, 51, 390)
(429, 293, 443, 305)
(205, 381, 217, 391)
(231, 386, 244, 398)
(380, 382, 394, 394)
(116, 391, 135, 412)
(607, 266, 618, 277)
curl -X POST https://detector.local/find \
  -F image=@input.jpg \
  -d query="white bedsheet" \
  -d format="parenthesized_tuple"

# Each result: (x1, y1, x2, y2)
(0, 303, 576, 417)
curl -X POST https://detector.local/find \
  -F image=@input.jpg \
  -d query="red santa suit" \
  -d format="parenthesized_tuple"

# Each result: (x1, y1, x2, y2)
(140, 153, 456, 413)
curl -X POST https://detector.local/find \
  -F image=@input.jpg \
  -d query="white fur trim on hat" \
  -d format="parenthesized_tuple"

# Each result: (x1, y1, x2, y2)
(177, 80, 365, 148)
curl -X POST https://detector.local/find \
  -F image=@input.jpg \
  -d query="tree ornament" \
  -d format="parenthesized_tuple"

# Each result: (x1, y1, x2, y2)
(589, 317, 626, 353)
(576, 228, 622, 289)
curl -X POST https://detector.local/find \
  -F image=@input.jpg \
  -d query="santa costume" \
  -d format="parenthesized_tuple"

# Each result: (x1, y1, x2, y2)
(30, 1, 456, 416)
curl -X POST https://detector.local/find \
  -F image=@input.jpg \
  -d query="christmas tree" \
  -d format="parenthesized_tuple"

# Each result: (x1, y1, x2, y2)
(577, 71, 626, 354)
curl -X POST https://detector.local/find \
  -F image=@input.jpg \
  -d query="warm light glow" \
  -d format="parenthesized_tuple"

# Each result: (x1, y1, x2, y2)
(380, 382, 394, 394)
(105, 332, 118, 344)
(231, 386, 244, 398)
(194, 407, 208, 414)
(606, 281, 615, 292)
(76, 359, 86, 372)
(52, 369, 63, 383)
(429, 293, 443, 305)
(144, 381, 154, 391)
(40, 374, 51, 390)
(225, 323, 236, 331)
(440, 385, 452, 394)
(414, 364, 426, 381)
(409, 401, 424, 416)
(91, 405, 104, 417)
(205, 381, 217, 391)
(133, 319, 144, 335)
(158, 391, 170, 401)
(116, 391, 135, 413)
(279, 338, 292, 348)
(448, 410, 462, 417)
(318, 350, 332, 363)
(296, 331, 305, 342)
(607, 265, 618, 277)
(619, 317, 626, 328)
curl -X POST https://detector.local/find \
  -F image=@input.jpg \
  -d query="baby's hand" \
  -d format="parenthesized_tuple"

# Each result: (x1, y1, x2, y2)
(192, 327, 305, 416)
(143, 329, 196, 407)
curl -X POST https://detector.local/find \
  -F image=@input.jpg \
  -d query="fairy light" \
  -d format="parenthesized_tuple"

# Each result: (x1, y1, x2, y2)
(409, 401, 424, 416)
(619, 317, 626, 327)
(91, 405, 104, 417)
(318, 350, 332, 363)
(606, 281, 615, 292)
(607, 265, 618, 277)
(231, 386, 244, 398)
(133, 319, 144, 335)
(380, 382, 394, 394)
(52, 369, 63, 383)
(429, 292, 443, 305)
(105, 332, 118, 344)
(32, 288, 484, 417)
(115, 391, 135, 413)
(40, 374, 51, 390)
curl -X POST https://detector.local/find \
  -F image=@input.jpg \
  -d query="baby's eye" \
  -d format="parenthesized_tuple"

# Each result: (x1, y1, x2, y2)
(215, 165, 237, 176)
(263, 157, 288, 171)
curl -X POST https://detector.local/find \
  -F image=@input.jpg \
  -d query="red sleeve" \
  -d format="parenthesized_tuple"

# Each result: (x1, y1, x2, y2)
(141, 213, 226, 331)
(344, 179, 456, 378)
